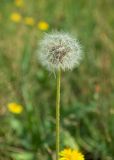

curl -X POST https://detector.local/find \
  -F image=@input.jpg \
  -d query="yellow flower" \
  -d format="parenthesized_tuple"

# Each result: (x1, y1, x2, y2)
(10, 12, 22, 23)
(15, 0, 24, 7)
(38, 21, 49, 31)
(59, 148, 85, 160)
(24, 17, 35, 26)
(8, 103, 23, 114)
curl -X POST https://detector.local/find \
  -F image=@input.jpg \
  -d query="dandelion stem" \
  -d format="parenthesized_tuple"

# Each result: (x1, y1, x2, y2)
(56, 69, 61, 160)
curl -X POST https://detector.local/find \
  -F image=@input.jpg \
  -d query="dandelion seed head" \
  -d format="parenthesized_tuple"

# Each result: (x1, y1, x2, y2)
(38, 32, 82, 71)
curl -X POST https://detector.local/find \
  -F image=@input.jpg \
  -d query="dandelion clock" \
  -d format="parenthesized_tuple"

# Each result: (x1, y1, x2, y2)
(37, 32, 83, 160)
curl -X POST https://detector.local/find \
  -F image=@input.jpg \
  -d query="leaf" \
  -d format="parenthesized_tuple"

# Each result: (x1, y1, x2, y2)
(61, 130, 79, 149)
(11, 152, 34, 160)
(21, 36, 31, 74)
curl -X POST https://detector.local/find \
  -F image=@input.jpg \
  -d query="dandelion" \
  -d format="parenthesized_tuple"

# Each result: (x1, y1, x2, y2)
(15, 0, 24, 7)
(8, 102, 23, 114)
(24, 17, 35, 26)
(38, 32, 82, 160)
(10, 12, 22, 23)
(38, 32, 82, 71)
(59, 148, 85, 160)
(38, 21, 49, 31)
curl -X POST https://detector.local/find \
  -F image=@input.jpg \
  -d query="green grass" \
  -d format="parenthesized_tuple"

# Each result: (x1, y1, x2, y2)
(0, 0, 114, 159)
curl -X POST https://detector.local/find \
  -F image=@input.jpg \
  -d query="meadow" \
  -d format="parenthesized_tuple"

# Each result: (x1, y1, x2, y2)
(0, 0, 114, 159)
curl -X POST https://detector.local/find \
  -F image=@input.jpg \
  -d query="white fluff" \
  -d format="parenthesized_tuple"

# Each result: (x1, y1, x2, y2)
(38, 32, 82, 71)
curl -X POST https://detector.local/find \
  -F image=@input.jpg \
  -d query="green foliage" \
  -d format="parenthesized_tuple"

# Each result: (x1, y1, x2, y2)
(0, 0, 114, 160)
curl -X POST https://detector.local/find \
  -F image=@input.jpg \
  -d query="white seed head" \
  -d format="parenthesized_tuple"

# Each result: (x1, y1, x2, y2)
(38, 32, 82, 71)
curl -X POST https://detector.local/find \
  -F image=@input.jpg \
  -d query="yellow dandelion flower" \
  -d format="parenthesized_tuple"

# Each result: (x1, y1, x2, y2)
(59, 148, 85, 160)
(8, 103, 23, 114)
(10, 12, 22, 23)
(15, 0, 24, 7)
(38, 21, 49, 31)
(24, 17, 35, 26)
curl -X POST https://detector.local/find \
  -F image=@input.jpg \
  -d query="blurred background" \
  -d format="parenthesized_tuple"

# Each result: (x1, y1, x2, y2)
(0, 0, 114, 159)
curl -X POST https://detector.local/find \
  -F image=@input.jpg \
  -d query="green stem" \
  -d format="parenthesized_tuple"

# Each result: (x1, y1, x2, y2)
(56, 69, 61, 160)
